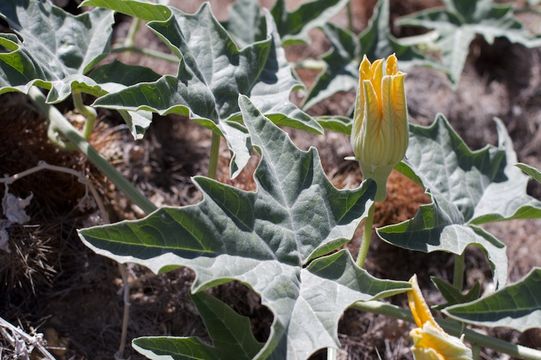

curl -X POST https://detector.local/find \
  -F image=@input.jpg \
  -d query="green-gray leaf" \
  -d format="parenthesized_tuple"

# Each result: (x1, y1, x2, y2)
(378, 115, 541, 288)
(445, 268, 541, 331)
(398, 1, 538, 85)
(84, 1, 322, 175)
(517, 163, 541, 184)
(316, 115, 352, 134)
(431, 276, 481, 309)
(303, 0, 435, 109)
(270, 0, 349, 45)
(87, 60, 161, 138)
(0, 0, 114, 103)
(79, 96, 410, 359)
(223, 0, 267, 47)
(133, 292, 263, 360)
(81, 0, 171, 21)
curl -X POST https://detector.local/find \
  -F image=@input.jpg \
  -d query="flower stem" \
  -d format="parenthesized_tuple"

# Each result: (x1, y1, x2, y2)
(356, 203, 375, 268)
(352, 301, 541, 360)
(453, 252, 465, 290)
(208, 131, 221, 179)
(28, 87, 157, 214)
(72, 90, 97, 140)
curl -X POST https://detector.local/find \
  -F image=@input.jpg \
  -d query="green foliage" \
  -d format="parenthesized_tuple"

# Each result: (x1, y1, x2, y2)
(398, 0, 540, 86)
(0, 0, 113, 102)
(270, 0, 349, 45)
(79, 96, 411, 359)
(303, 0, 434, 109)
(224, 0, 350, 46)
(431, 276, 481, 309)
(378, 115, 541, 288)
(516, 163, 541, 184)
(3, 1, 541, 358)
(133, 292, 263, 359)
(445, 268, 541, 331)
(0, 0, 164, 138)
(82, 0, 322, 175)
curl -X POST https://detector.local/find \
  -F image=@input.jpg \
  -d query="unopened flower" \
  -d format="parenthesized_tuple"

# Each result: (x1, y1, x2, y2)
(408, 275, 472, 360)
(350, 54, 408, 201)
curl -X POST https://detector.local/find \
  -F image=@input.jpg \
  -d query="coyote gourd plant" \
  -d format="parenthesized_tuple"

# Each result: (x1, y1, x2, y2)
(1, 0, 541, 359)
(0, 0, 335, 211)
(80, 96, 411, 359)
(397, 0, 541, 86)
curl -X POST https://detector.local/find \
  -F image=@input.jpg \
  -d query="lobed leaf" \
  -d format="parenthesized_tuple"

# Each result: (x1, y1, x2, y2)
(397, 0, 539, 85)
(378, 115, 541, 288)
(0, 0, 114, 102)
(86, 1, 322, 175)
(79, 96, 410, 359)
(0, 1, 161, 138)
(133, 292, 263, 360)
(270, 0, 350, 45)
(445, 268, 541, 331)
(87, 61, 162, 138)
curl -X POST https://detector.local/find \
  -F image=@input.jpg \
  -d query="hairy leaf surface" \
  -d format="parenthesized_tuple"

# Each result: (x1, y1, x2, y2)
(133, 292, 263, 359)
(82, 1, 322, 175)
(397, 0, 539, 85)
(224, 0, 349, 46)
(445, 268, 541, 331)
(79, 96, 410, 359)
(270, 0, 349, 45)
(0, 0, 113, 102)
(378, 115, 541, 288)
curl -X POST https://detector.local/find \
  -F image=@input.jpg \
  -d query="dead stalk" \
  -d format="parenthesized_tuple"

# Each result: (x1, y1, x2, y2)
(1, 161, 132, 359)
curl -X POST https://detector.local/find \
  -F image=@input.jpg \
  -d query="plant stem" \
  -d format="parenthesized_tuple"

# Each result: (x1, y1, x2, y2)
(356, 203, 375, 268)
(296, 59, 326, 71)
(0, 317, 56, 360)
(327, 347, 337, 360)
(473, 344, 481, 360)
(453, 252, 465, 290)
(352, 301, 541, 360)
(72, 90, 97, 140)
(115, 264, 131, 360)
(124, 18, 141, 48)
(208, 131, 221, 179)
(346, 0, 354, 31)
(28, 87, 157, 214)
(111, 46, 178, 63)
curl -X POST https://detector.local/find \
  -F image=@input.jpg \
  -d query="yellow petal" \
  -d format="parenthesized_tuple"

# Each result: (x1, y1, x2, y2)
(386, 53, 398, 75)
(369, 59, 384, 111)
(411, 324, 473, 360)
(408, 275, 442, 331)
(359, 55, 371, 81)
(389, 73, 408, 160)
(412, 346, 444, 360)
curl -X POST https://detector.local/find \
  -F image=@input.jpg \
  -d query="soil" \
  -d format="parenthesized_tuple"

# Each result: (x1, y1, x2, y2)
(1, 0, 540, 359)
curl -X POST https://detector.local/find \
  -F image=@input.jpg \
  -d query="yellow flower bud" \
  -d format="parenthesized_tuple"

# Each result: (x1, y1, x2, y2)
(351, 54, 408, 201)
(408, 275, 473, 360)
